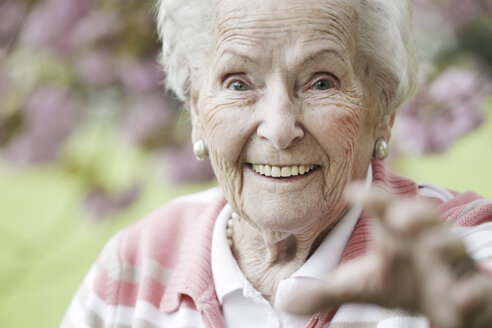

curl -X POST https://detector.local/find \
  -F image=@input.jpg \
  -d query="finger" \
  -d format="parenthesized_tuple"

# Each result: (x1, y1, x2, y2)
(419, 258, 483, 328)
(345, 183, 440, 236)
(384, 200, 438, 235)
(344, 183, 393, 219)
(446, 276, 492, 328)
(467, 284, 492, 328)
(420, 227, 470, 267)
(451, 278, 485, 314)
(282, 254, 382, 315)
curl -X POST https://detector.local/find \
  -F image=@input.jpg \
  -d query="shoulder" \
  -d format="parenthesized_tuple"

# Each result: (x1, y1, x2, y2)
(104, 186, 225, 268)
(372, 160, 491, 220)
(418, 182, 492, 227)
(126, 186, 223, 240)
(62, 187, 226, 327)
(123, 186, 224, 240)
(62, 187, 226, 326)
(373, 159, 491, 225)
(108, 186, 223, 259)
(89, 187, 225, 310)
(418, 183, 492, 272)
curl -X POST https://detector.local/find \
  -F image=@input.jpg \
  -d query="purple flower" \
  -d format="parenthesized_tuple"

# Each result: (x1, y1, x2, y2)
(20, 0, 92, 54)
(161, 145, 216, 184)
(413, 0, 492, 30)
(120, 93, 177, 146)
(0, 64, 12, 102)
(69, 10, 122, 50)
(119, 59, 165, 94)
(83, 184, 141, 219)
(395, 67, 489, 155)
(74, 50, 116, 88)
(3, 85, 80, 165)
(0, 1, 26, 48)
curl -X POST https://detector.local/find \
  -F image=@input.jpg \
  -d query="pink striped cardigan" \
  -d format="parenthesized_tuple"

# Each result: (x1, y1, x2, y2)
(62, 159, 492, 327)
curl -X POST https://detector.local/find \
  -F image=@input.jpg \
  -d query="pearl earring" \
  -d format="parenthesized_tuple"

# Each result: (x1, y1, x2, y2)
(193, 139, 208, 160)
(374, 138, 389, 160)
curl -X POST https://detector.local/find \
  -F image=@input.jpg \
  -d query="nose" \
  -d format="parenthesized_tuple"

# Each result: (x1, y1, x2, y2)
(256, 90, 304, 150)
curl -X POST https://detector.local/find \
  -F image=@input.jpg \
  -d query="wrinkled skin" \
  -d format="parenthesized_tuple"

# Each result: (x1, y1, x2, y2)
(188, 0, 492, 326)
(190, 0, 392, 303)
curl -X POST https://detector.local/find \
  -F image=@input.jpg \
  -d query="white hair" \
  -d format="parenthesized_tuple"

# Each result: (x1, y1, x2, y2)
(156, 0, 418, 113)
(353, 0, 419, 113)
(156, 0, 213, 101)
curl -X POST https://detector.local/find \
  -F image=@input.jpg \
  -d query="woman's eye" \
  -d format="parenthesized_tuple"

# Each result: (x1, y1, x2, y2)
(229, 80, 250, 91)
(311, 79, 334, 91)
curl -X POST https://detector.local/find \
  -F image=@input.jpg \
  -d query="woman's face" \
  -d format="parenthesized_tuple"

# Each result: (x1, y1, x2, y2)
(192, 0, 393, 235)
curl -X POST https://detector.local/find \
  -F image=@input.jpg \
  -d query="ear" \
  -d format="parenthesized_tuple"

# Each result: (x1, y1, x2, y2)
(375, 111, 396, 142)
(189, 88, 205, 144)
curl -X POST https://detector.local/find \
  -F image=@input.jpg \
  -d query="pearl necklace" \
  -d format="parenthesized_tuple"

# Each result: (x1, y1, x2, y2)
(226, 212, 240, 247)
(226, 212, 278, 262)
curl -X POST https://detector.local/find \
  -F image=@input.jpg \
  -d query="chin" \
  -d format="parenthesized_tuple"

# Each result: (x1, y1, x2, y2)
(241, 196, 327, 234)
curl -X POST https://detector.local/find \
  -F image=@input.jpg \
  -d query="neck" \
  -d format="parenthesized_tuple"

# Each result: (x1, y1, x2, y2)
(229, 215, 335, 304)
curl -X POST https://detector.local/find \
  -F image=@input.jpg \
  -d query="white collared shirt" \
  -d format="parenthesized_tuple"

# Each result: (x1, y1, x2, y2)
(211, 166, 372, 328)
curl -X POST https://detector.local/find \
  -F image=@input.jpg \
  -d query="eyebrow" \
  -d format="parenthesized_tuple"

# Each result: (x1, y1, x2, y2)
(298, 48, 346, 68)
(217, 48, 346, 70)
(217, 49, 258, 67)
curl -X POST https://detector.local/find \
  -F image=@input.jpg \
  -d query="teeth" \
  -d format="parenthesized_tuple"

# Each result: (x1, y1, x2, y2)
(281, 167, 291, 177)
(251, 164, 317, 177)
(291, 166, 298, 176)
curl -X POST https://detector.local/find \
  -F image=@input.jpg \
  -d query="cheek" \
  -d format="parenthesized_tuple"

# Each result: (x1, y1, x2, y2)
(308, 103, 364, 159)
(306, 104, 367, 218)
(200, 96, 252, 163)
(198, 95, 256, 210)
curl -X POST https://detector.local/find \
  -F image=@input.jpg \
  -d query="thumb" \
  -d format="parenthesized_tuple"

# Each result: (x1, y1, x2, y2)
(282, 254, 382, 315)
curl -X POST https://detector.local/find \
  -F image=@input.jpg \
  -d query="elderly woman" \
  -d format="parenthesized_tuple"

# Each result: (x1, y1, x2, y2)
(62, 0, 492, 327)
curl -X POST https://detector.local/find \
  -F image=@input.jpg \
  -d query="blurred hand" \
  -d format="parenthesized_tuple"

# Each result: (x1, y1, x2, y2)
(283, 184, 492, 328)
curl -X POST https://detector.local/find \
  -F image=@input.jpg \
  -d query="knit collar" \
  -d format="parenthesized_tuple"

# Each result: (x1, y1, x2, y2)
(159, 192, 227, 316)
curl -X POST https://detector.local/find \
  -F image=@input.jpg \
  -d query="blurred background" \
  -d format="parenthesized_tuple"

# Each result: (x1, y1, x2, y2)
(0, 0, 490, 327)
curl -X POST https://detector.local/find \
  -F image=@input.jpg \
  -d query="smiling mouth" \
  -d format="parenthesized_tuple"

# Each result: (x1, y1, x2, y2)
(249, 164, 320, 178)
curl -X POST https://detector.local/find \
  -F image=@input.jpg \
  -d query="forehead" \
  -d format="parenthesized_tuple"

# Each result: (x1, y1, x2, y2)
(212, 0, 357, 57)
